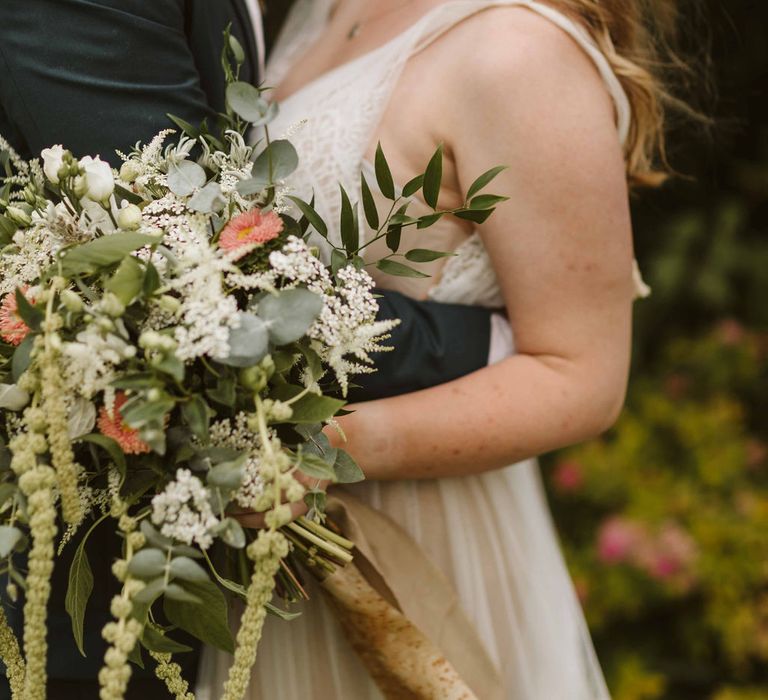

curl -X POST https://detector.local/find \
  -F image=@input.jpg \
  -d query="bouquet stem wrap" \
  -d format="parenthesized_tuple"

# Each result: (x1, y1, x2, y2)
(320, 492, 505, 700)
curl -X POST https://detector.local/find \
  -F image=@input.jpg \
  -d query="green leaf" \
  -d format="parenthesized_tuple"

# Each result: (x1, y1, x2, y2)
(416, 212, 444, 230)
(141, 624, 193, 655)
(422, 144, 444, 210)
(402, 174, 424, 199)
(339, 185, 358, 255)
(258, 289, 324, 346)
(0, 214, 17, 242)
(250, 139, 299, 187)
(132, 577, 166, 609)
(110, 373, 163, 390)
(0, 383, 29, 411)
(128, 549, 167, 580)
(167, 160, 206, 197)
(121, 398, 176, 429)
(59, 232, 159, 276)
(207, 454, 247, 490)
(469, 194, 509, 210)
(168, 556, 209, 583)
(466, 165, 508, 200)
(181, 396, 211, 442)
(455, 208, 495, 225)
(164, 583, 202, 604)
(277, 392, 346, 424)
(140, 521, 173, 550)
(11, 335, 34, 382)
(163, 579, 235, 653)
(0, 526, 23, 558)
(228, 34, 246, 66)
(287, 196, 328, 239)
(77, 433, 127, 478)
(404, 248, 454, 263)
(297, 451, 337, 481)
(206, 376, 236, 407)
(386, 203, 409, 253)
(143, 262, 161, 296)
(65, 536, 94, 656)
(215, 518, 246, 549)
(360, 173, 380, 230)
(221, 312, 269, 368)
(374, 143, 396, 200)
(334, 449, 366, 484)
(226, 81, 268, 123)
(166, 113, 201, 139)
(188, 182, 225, 214)
(114, 183, 144, 206)
(265, 603, 302, 621)
(330, 249, 347, 276)
(105, 255, 144, 305)
(376, 259, 429, 278)
(14, 288, 42, 330)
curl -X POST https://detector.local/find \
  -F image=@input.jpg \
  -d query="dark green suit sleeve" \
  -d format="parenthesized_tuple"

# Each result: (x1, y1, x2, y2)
(0, 0, 215, 165)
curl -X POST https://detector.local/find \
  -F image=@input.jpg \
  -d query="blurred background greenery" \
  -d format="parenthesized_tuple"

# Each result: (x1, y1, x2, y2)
(544, 2, 768, 698)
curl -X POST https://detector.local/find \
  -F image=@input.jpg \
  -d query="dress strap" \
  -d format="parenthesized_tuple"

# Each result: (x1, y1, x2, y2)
(410, 0, 632, 147)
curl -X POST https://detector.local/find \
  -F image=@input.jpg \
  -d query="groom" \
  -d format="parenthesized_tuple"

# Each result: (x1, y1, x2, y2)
(0, 1, 495, 697)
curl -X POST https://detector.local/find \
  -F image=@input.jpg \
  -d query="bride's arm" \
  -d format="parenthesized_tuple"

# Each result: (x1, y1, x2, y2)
(330, 10, 636, 480)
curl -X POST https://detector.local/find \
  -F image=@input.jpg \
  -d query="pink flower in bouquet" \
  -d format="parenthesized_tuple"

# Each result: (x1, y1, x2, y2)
(218, 208, 283, 259)
(596, 516, 645, 564)
(716, 318, 746, 346)
(552, 459, 584, 493)
(98, 392, 151, 455)
(0, 287, 34, 346)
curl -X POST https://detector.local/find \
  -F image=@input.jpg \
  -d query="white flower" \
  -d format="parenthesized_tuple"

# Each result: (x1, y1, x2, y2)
(41, 144, 66, 184)
(78, 155, 115, 201)
(116, 202, 142, 230)
(151, 469, 220, 549)
(0, 384, 30, 411)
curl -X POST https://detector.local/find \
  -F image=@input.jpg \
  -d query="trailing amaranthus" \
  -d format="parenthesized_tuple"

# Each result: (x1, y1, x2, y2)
(40, 292, 84, 526)
(0, 606, 25, 698)
(221, 530, 289, 700)
(98, 503, 145, 700)
(150, 651, 195, 700)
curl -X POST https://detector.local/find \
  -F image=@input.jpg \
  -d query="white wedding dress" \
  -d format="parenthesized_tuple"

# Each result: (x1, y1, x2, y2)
(198, 1, 641, 697)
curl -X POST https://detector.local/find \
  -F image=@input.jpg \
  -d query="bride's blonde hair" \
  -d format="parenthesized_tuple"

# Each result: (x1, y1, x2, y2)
(551, 0, 690, 187)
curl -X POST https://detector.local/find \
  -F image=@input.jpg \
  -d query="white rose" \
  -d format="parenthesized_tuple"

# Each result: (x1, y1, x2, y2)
(79, 156, 115, 202)
(41, 144, 65, 184)
(116, 202, 142, 230)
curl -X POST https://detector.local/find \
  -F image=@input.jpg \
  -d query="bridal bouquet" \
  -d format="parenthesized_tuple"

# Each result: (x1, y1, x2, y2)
(0, 34, 506, 700)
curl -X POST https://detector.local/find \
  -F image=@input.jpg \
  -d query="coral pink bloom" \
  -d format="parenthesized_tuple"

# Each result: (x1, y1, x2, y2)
(218, 208, 283, 259)
(98, 392, 151, 455)
(596, 516, 645, 564)
(641, 523, 698, 581)
(0, 287, 34, 346)
(552, 460, 584, 493)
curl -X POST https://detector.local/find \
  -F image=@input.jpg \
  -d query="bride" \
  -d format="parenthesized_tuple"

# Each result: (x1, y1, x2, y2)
(199, 0, 666, 697)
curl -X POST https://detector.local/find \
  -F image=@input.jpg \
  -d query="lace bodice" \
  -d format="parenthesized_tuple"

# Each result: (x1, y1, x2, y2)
(263, 0, 643, 308)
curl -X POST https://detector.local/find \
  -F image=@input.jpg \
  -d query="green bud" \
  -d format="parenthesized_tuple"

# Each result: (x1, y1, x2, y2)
(60, 289, 84, 313)
(23, 186, 37, 205)
(239, 366, 269, 393)
(119, 160, 142, 183)
(5, 206, 32, 228)
(156, 294, 181, 315)
(116, 202, 142, 230)
(57, 163, 71, 183)
(100, 292, 125, 317)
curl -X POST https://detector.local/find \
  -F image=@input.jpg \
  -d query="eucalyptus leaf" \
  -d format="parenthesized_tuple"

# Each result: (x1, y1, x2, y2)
(164, 583, 203, 604)
(188, 182, 226, 214)
(167, 160, 206, 197)
(181, 395, 211, 441)
(140, 520, 173, 550)
(0, 526, 23, 558)
(132, 577, 166, 609)
(168, 556, 209, 583)
(221, 313, 269, 368)
(128, 548, 167, 580)
(258, 288, 324, 346)
(249, 139, 299, 187)
(65, 536, 93, 656)
(207, 454, 247, 490)
(67, 397, 96, 439)
(297, 451, 337, 481)
(163, 579, 235, 653)
(226, 81, 268, 123)
(11, 335, 34, 382)
(273, 391, 345, 425)
(214, 517, 246, 549)
(334, 449, 365, 484)
(0, 383, 29, 411)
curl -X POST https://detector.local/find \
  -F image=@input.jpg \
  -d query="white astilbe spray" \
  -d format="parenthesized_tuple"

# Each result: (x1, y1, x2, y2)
(167, 219, 240, 361)
(151, 469, 220, 549)
(0, 226, 57, 296)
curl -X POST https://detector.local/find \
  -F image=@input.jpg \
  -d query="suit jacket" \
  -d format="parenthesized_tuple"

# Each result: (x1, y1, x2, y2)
(0, 1, 493, 694)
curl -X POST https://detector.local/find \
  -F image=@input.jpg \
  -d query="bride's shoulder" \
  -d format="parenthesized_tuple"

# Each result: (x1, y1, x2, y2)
(428, 4, 613, 107)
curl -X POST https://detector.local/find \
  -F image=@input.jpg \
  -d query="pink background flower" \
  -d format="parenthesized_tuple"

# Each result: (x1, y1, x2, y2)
(98, 392, 151, 455)
(0, 287, 34, 346)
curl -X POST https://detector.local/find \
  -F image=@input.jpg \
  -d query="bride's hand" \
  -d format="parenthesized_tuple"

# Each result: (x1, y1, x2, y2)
(231, 472, 331, 529)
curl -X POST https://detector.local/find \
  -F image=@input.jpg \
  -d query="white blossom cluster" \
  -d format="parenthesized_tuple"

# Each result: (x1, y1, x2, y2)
(209, 414, 265, 509)
(62, 323, 137, 398)
(166, 221, 241, 361)
(150, 468, 220, 549)
(0, 226, 57, 296)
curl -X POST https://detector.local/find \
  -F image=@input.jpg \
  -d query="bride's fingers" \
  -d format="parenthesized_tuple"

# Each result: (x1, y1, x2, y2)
(233, 500, 309, 529)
